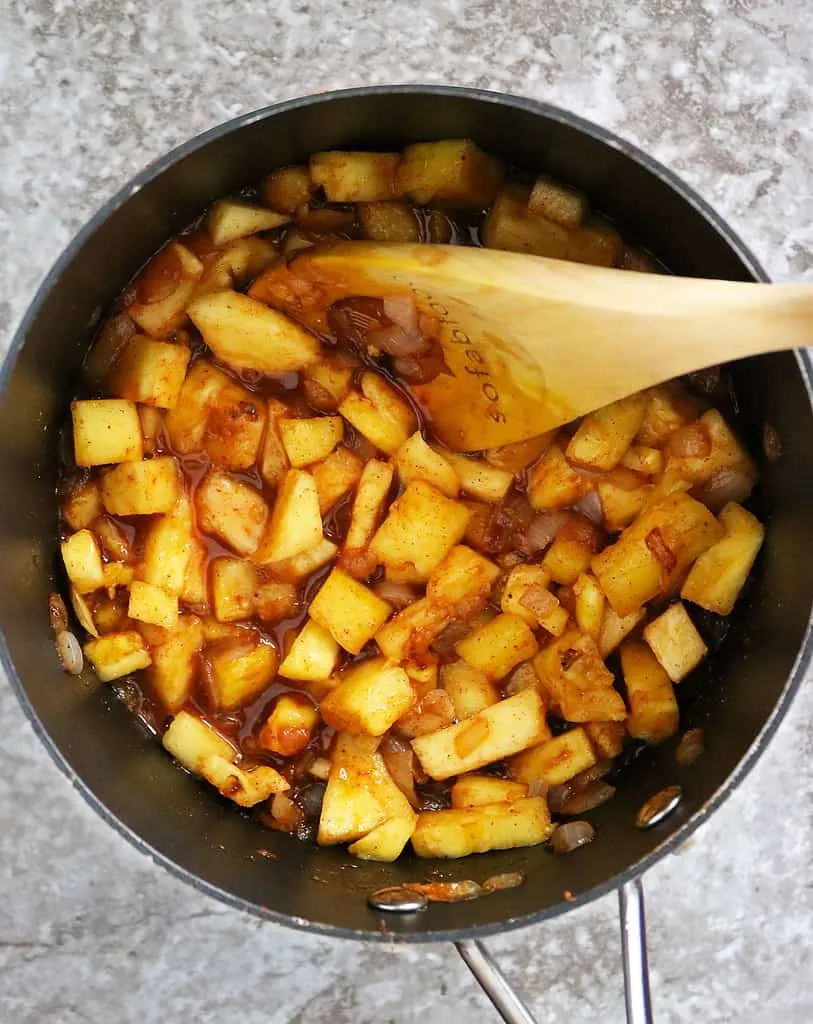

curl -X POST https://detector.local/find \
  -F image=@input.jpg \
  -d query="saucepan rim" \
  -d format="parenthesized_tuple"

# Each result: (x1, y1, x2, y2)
(3, 84, 812, 944)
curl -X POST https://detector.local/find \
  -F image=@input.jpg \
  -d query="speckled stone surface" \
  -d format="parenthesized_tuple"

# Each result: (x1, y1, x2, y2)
(1, 2, 812, 1022)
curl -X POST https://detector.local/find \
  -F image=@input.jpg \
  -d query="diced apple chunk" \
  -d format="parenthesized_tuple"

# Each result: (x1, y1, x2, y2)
(598, 605, 645, 658)
(343, 459, 393, 552)
(321, 657, 414, 735)
(253, 468, 322, 564)
(280, 416, 343, 467)
(411, 797, 552, 858)
(441, 451, 512, 503)
(192, 236, 276, 298)
(100, 456, 179, 516)
(72, 399, 143, 466)
(484, 187, 569, 257)
(142, 496, 195, 595)
(348, 814, 418, 862)
(358, 201, 420, 242)
(681, 502, 764, 615)
(395, 432, 459, 497)
(585, 721, 626, 759)
(258, 694, 320, 756)
(509, 727, 597, 786)
(206, 633, 278, 710)
(61, 529, 104, 594)
(201, 755, 290, 807)
(207, 199, 289, 245)
(450, 775, 528, 808)
(411, 689, 547, 780)
(187, 290, 320, 373)
(128, 243, 204, 338)
(527, 442, 590, 509)
(573, 573, 605, 640)
(279, 618, 340, 682)
(621, 640, 679, 743)
(534, 629, 626, 722)
(312, 447, 363, 514)
(84, 630, 152, 681)
(339, 373, 417, 455)
(309, 568, 392, 654)
(196, 469, 268, 557)
(253, 579, 299, 622)
(310, 151, 401, 202)
(147, 614, 203, 711)
(270, 537, 338, 582)
(591, 493, 723, 617)
(162, 709, 236, 764)
(643, 602, 708, 682)
(370, 480, 471, 579)
(455, 613, 538, 681)
(500, 564, 568, 635)
(528, 176, 586, 228)
(211, 558, 256, 622)
(163, 710, 288, 807)
(636, 386, 695, 447)
(398, 140, 503, 206)
(108, 337, 191, 409)
(259, 397, 290, 487)
(128, 580, 179, 629)
(375, 596, 448, 663)
(440, 660, 499, 719)
(262, 165, 315, 214)
(318, 733, 413, 845)
(566, 392, 650, 470)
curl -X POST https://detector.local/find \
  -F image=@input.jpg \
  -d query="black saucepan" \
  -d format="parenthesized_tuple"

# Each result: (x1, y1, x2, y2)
(2, 86, 812, 947)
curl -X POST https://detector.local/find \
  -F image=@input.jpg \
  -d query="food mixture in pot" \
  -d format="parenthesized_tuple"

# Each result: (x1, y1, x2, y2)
(54, 140, 764, 863)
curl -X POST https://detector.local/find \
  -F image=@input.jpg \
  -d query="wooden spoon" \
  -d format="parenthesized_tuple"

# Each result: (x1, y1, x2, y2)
(294, 242, 809, 452)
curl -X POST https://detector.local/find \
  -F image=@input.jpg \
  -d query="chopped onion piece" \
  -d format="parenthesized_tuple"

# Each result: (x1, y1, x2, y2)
(482, 871, 525, 894)
(49, 592, 69, 635)
(522, 510, 570, 553)
(559, 781, 616, 815)
(550, 820, 595, 854)
(382, 295, 419, 333)
(573, 489, 603, 525)
(405, 880, 484, 903)
(676, 728, 705, 767)
(373, 579, 418, 610)
(55, 630, 83, 675)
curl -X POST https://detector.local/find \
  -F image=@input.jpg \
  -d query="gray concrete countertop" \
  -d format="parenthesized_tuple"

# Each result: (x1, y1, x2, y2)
(1, 2, 811, 1022)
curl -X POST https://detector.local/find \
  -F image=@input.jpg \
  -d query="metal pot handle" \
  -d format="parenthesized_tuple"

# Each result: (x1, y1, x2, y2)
(455, 877, 653, 1024)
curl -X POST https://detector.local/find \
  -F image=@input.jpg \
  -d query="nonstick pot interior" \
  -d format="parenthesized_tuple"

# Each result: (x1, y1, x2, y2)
(2, 86, 812, 941)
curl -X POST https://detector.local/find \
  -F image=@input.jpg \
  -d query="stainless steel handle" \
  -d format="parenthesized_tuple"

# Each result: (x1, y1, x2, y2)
(455, 939, 537, 1024)
(454, 878, 653, 1024)
(619, 877, 653, 1024)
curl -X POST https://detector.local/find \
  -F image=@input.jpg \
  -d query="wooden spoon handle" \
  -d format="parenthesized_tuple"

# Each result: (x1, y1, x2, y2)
(297, 243, 812, 448)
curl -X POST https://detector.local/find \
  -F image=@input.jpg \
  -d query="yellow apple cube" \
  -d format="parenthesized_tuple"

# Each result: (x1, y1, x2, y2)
(196, 469, 268, 557)
(279, 618, 340, 682)
(411, 689, 547, 780)
(309, 568, 392, 654)
(254, 468, 322, 563)
(109, 336, 191, 409)
(128, 581, 179, 629)
(61, 529, 104, 594)
(279, 416, 343, 467)
(455, 613, 539, 681)
(320, 657, 414, 735)
(370, 480, 471, 579)
(84, 630, 152, 682)
(71, 399, 143, 466)
(643, 602, 708, 682)
(187, 290, 320, 373)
